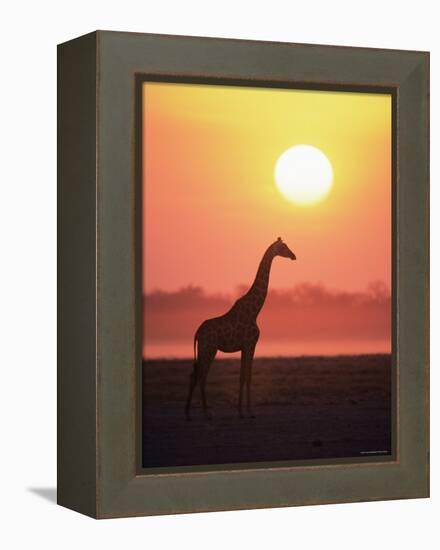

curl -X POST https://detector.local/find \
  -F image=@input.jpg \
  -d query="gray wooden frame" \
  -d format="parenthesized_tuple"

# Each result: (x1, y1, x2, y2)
(58, 31, 429, 519)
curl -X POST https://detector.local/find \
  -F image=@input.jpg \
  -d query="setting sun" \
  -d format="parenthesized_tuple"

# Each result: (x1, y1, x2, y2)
(274, 144, 333, 206)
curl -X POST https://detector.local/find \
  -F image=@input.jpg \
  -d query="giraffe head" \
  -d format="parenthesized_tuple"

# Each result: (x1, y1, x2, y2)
(272, 237, 296, 260)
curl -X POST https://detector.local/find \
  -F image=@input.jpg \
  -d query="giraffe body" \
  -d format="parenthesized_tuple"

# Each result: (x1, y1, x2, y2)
(185, 238, 296, 420)
(197, 297, 260, 353)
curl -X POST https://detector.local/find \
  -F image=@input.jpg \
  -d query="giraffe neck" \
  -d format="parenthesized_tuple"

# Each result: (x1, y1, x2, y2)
(245, 248, 275, 318)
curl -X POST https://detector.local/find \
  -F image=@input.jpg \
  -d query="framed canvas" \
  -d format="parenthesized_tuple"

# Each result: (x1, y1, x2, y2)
(57, 31, 429, 518)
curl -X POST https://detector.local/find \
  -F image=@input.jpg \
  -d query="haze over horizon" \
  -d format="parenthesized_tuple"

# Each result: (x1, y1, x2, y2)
(143, 281, 391, 358)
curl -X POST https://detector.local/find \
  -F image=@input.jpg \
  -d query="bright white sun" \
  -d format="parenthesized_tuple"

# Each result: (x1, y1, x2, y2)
(274, 145, 333, 206)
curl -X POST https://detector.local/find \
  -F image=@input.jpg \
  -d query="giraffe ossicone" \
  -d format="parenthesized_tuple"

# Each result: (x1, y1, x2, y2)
(185, 238, 296, 420)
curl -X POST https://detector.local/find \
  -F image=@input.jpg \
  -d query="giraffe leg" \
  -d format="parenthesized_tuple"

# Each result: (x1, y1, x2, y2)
(239, 345, 256, 418)
(185, 368, 197, 421)
(238, 361, 246, 419)
(199, 348, 217, 420)
(243, 344, 257, 418)
(246, 360, 255, 418)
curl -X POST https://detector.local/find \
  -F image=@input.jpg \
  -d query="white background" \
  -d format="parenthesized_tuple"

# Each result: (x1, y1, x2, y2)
(0, 0, 437, 548)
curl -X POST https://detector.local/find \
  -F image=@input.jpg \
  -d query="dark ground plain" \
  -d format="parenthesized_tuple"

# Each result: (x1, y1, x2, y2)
(142, 354, 392, 468)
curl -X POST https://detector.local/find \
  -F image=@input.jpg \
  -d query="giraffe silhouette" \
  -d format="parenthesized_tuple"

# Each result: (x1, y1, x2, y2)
(185, 237, 296, 420)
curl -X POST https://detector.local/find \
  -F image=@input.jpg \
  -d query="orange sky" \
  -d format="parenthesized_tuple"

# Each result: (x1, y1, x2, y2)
(142, 82, 392, 357)
(143, 82, 391, 295)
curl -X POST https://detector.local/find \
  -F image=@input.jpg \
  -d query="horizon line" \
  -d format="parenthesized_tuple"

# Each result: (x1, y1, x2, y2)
(143, 280, 391, 296)
(143, 351, 392, 362)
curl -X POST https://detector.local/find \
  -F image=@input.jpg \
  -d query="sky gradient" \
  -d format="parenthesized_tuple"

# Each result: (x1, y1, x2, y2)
(142, 82, 392, 357)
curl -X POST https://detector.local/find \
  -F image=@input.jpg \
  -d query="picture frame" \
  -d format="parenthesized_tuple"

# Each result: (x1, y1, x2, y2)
(57, 30, 429, 518)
